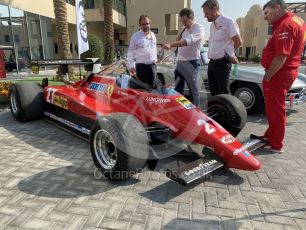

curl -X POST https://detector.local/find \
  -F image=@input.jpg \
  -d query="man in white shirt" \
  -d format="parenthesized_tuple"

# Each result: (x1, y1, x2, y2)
(202, 0, 242, 96)
(163, 8, 204, 107)
(127, 15, 157, 87)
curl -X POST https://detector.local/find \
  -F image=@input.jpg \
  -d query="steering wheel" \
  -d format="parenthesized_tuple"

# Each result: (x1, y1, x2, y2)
(112, 59, 132, 76)
(113, 58, 165, 92)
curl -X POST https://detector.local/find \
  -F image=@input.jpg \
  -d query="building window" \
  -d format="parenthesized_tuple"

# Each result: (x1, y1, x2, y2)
(84, 0, 95, 9)
(4, 35, 10, 42)
(165, 14, 178, 35)
(113, 0, 126, 15)
(268, 25, 272, 35)
(66, 0, 75, 6)
(14, 34, 20, 42)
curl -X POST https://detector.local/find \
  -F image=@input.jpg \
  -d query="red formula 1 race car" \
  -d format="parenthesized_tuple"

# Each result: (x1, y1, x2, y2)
(9, 60, 265, 185)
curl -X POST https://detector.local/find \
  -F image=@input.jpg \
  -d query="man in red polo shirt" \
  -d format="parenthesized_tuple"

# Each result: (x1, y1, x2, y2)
(258, 0, 306, 153)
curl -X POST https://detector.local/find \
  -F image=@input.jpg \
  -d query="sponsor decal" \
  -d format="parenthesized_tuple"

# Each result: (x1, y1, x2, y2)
(243, 151, 250, 157)
(79, 91, 86, 101)
(107, 85, 114, 97)
(220, 134, 235, 144)
(292, 16, 304, 26)
(46, 88, 58, 103)
(53, 95, 68, 109)
(88, 82, 108, 92)
(197, 119, 216, 134)
(185, 160, 218, 176)
(176, 97, 196, 109)
(44, 111, 90, 135)
(117, 90, 128, 96)
(233, 139, 259, 155)
(277, 31, 289, 40)
(146, 97, 171, 104)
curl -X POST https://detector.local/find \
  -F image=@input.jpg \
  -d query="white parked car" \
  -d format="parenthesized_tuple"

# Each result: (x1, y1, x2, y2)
(156, 48, 306, 114)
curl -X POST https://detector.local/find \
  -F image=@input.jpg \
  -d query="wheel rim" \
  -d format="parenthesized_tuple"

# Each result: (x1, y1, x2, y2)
(234, 87, 255, 110)
(10, 90, 18, 115)
(93, 129, 117, 170)
(208, 104, 231, 121)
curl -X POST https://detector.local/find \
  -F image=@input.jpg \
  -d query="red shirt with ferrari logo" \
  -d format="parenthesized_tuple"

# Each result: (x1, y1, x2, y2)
(261, 12, 306, 70)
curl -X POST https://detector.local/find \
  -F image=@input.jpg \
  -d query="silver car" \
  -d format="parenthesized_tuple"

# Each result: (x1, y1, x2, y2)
(156, 48, 306, 113)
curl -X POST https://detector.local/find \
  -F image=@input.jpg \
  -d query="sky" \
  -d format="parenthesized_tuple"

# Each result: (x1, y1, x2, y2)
(192, 0, 306, 40)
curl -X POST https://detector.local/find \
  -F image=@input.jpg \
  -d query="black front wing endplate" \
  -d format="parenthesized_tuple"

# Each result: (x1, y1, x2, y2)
(165, 135, 267, 186)
(166, 157, 223, 186)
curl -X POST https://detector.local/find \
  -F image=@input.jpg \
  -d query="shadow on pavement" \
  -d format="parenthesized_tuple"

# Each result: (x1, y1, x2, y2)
(140, 163, 243, 204)
(163, 207, 306, 230)
(18, 165, 140, 198)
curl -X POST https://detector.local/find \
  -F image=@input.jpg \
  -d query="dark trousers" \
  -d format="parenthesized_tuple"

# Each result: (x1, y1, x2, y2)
(207, 57, 231, 96)
(135, 63, 156, 87)
(174, 59, 201, 107)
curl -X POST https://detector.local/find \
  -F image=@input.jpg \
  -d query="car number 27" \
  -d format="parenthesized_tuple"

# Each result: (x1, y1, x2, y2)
(46, 88, 58, 103)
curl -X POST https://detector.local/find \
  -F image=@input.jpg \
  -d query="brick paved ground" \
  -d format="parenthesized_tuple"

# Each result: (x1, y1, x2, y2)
(0, 104, 306, 230)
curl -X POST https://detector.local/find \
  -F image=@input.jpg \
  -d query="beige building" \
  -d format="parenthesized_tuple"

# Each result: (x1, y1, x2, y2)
(0, 0, 81, 65)
(0, 0, 191, 70)
(126, 0, 191, 45)
(237, 3, 306, 60)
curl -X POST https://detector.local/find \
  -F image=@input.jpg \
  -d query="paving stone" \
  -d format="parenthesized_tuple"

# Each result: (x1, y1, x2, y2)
(264, 214, 296, 226)
(206, 207, 235, 218)
(7, 209, 33, 227)
(252, 220, 285, 230)
(22, 218, 53, 229)
(1, 100, 306, 229)
(99, 218, 128, 230)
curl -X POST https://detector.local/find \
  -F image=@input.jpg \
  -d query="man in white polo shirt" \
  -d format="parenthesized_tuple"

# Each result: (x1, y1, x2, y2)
(163, 8, 204, 107)
(202, 0, 242, 96)
(127, 15, 157, 87)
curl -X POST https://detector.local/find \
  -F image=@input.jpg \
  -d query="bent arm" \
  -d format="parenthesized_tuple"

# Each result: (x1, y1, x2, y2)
(265, 55, 287, 81)
(232, 34, 242, 50)
(127, 36, 136, 69)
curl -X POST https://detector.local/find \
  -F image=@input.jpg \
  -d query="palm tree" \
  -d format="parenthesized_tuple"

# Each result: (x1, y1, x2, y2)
(102, 0, 114, 64)
(53, 0, 74, 80)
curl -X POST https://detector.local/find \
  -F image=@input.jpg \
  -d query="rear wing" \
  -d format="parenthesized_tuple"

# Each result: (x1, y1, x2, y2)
(30, 58, 101, 75)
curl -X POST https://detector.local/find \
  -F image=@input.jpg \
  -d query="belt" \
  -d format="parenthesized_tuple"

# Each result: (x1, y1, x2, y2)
(136, 63, 155, 66)
(210, 56, 227, 61)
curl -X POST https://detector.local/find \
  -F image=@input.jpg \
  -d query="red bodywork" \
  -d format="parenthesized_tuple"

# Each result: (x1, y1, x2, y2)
(43, 73, 261, 171)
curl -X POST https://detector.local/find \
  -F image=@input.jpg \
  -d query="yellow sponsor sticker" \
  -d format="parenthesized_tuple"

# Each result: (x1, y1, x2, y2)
(292, 16, 304, 26)
(31, 65, 39, 74)
(176, 97, 196, 109)
(54, 95, 68, 109)
(107, 85, 114, 97)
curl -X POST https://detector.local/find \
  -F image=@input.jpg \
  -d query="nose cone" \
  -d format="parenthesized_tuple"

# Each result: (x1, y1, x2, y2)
(226, 150, 262, 171)
(248, 156, 261, 171)
(240, 150, 261, 171)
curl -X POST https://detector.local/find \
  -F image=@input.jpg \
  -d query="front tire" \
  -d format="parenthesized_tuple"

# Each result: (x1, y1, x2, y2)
(208, 94, 247, 137)
(90, 113, 149, 180)
(9, 83, 43, 121)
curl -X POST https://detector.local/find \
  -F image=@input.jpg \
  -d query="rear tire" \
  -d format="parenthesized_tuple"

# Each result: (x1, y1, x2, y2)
(208, 94, 247, 137)
(9, 83, 43, 121)
(90, 113, 149, 180)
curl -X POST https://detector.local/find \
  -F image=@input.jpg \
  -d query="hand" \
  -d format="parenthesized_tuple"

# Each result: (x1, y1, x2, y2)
(129, 68, 136, 75)
(229, 55, 239, 64)
(163, 43, 171, 50)
(264, 72, 271, 82)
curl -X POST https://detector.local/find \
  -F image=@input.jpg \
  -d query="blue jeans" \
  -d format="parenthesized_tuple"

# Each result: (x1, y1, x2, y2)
(174, 59, 200, 107)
